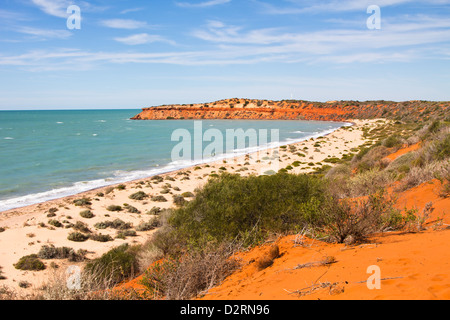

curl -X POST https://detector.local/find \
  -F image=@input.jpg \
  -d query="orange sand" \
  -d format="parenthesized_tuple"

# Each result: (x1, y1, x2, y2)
(200, 180, 450, 300)
(385, 143, 421, 162)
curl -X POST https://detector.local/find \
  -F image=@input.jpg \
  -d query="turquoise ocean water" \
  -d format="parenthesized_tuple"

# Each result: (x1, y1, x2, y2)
(0, 110, 350, 211)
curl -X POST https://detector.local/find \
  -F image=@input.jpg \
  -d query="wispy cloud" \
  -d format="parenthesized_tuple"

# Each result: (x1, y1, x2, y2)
(0, 9, 30, 21)
(175, 0, 231, 8)
(30, 0, 72, 18)
(1, 14, 449, 71)
(257, 0, 450, 15)
(120, 7, 145, 14)
(114, 33, 176, 46)
(30, 0, 108, 17)
(100, 19, 148, 29)
(17, 26, 72, 39)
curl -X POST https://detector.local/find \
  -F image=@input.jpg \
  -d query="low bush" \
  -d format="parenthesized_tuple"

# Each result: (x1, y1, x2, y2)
(166, 173, 327, 248)
(107, 205, 123, 212)
(94, 219, 132, 230)
(116, 230, 137, 239)
(181, 192, 194, 198)
(382, 136, 402, 148)
(315, 191, 403, 244)
(129, 191, 148, 201)
(37, 245, 86, 262)
(73, 198, 92, 207)
(14, 255, 46, 271)
(151, 195, 167, 202)
(140, 243, 239, 300)
(126, 205, 140, 214)
(72, 221, 91, 233)
(48, 220, 63, 228)
(67, 232, 89, 242)
(84, 244, 140, 286)
(89, 233, 113, 243)
(173, 195, 186, 207)
(136, 217, 160, 232)
(80, 210, 94, 219)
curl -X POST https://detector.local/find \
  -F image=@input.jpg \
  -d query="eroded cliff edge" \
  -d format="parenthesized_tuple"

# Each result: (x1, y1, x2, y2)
(131, 98, 449, 122)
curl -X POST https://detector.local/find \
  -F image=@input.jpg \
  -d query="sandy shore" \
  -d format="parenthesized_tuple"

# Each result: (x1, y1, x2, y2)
(0, 119, 384, 294)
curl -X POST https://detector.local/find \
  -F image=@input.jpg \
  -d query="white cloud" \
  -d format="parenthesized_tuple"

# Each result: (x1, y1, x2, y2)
(17, 26, 72, 39)
(100, 19, 148, 29)
(114, 33, 175, 46)
(175, 0, 231, 8)
(258, 0, 450, 14)
(120, 7, 145, 14)
(1, 14, 449, 70)
(30, 0, 72, 18)
(30, 0, 107, 17)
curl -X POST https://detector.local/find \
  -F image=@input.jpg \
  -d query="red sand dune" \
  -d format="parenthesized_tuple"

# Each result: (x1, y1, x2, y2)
(200, 180, 450, 300)
(115, 179, 450, 300)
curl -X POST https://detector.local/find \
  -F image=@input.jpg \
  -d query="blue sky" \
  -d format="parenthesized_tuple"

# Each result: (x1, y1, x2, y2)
(0, 0, 449, 110)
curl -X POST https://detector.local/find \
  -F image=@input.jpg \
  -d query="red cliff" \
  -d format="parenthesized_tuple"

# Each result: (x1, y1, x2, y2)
(131, 98, 449, 122)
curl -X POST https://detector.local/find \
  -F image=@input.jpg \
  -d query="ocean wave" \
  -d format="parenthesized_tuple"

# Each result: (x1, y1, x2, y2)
(3, 137, 14, 140)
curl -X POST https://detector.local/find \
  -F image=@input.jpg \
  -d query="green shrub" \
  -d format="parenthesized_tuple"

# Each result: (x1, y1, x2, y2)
(181, 192, 194, 198)
(148, 207, 162, 215)
(107, 205, 123, 212)
(436, 133, 450, 160)
(126, 205, 140, 214)
(136, 218, 160, 232)
(129, 191, 148, 201)
(89, 233, 113, 243)
(84, 244, 140, 285)
(14, 254, 46, 271)
(166, 173, 327, 248)
(67, 232, 89, 242)
(151, 175, 164, 183)
(116, 230, 137, 239)
(151, 195, 167, 202)
(316, 191, 403, 244)
(72, 221, 91, 233)
(48, 220, 63, 228)
(428, 119, 441, 134)
(383, 136, 402, 148)
(73, 198, 92, 206)
(80, 210, 94, 219)
(37, 245, 86, 262)
(94, 219, 132, 230)
(173, 195, 186, 207)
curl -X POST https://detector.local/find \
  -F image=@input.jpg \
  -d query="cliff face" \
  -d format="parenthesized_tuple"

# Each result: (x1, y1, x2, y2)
(131, 98, 449, 122)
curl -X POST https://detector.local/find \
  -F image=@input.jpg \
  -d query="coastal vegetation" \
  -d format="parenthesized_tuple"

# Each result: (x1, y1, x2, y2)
(1, 100, 449, 300)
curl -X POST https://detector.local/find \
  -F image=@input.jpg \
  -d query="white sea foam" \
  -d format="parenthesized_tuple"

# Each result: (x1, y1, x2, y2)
(3, 137, 14, 140)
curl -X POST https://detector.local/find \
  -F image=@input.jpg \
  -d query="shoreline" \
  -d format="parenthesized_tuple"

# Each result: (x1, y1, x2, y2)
(0, 118, 385, 293)
(0, 119, 353, 214)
